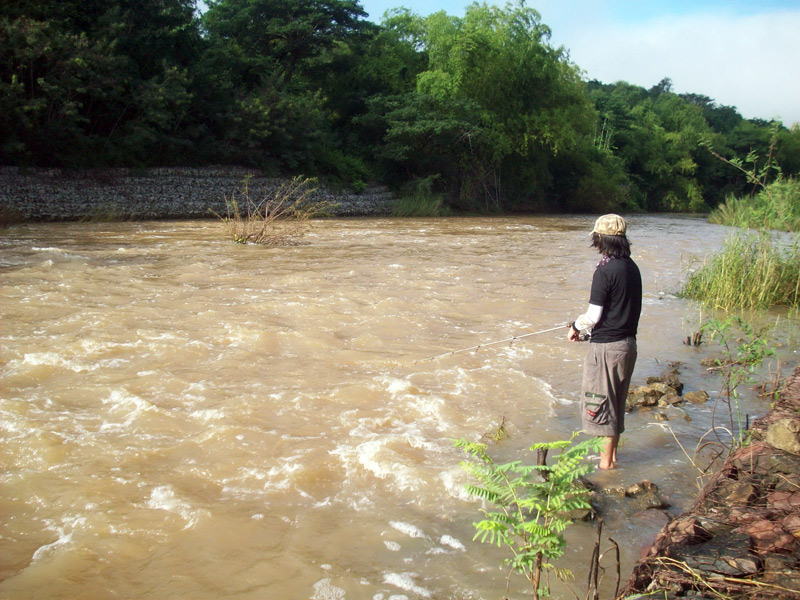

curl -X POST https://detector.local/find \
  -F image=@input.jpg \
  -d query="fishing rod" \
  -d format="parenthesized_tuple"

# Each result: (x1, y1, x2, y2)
(411, 323, 570, 365)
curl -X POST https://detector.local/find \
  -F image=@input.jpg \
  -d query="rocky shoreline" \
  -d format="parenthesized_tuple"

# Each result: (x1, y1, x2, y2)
(620, 363, 800, 599)
(0, 166, 396, 222)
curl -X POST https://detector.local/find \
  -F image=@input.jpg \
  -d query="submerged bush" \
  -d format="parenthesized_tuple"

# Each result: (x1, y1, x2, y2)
(213, 176, 329, 246)
(682, 231, 800, 310)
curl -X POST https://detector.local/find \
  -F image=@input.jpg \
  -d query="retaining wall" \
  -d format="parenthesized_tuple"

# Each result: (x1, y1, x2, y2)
(0, 166, 396, 221)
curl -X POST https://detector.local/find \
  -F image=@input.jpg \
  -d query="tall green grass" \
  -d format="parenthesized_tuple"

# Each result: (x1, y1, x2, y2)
(682, 231, 800, 310)
(709, 178, 800, 232)
(392, 176, 453, 217)
(392, 193, 452, 217)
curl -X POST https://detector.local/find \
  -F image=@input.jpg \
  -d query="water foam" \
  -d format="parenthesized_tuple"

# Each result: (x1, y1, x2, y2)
(100, 389, 157, 430)
(382, 573, 431, 598)
(383, 541, 401, 551)
(311, 578, 345, 600)
(146, 485, 207, 529)
(389, 521, 427, 540)
(32, 515, 87, 562)
(19, 352, 96, 373)
(438, 535, 465, 551)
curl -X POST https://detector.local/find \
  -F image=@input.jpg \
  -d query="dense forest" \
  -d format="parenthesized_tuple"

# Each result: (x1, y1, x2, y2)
(2, 0, 799, 213)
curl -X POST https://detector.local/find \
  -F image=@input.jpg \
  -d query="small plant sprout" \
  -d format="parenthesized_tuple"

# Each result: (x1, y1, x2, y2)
(701, 317, 775, 449)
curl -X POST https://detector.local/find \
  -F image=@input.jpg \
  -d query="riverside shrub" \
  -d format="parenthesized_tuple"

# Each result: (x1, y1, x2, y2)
(455, 434, 604, 600)
(682, 231, 800, 310)
(709, 178, 800, 232)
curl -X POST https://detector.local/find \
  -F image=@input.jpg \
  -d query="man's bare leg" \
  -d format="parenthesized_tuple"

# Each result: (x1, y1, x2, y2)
(599, 435, 620, 470)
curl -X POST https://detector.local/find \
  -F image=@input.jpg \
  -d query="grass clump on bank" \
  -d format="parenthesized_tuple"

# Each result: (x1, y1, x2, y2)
(709, 178, 800, 232)
(213, 176, 329, 246)
(682, 231, 800, 310)
(392, 177, 453, 217)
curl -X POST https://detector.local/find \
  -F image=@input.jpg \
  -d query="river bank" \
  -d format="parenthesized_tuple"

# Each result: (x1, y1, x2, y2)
(622, 363, 800, 599)
(0, 166, 396, 222)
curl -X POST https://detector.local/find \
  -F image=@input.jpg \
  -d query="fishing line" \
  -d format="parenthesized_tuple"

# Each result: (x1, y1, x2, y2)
(410, 323, 568, 365)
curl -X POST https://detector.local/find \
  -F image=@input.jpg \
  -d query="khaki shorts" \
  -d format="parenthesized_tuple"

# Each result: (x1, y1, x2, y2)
(580, 337, 637, 436)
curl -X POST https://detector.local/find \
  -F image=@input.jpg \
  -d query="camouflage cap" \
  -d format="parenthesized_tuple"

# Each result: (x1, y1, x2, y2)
(592, 214, 627, 236)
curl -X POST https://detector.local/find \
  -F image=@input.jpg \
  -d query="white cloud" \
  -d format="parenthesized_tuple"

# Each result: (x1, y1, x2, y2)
(553, 10, 800, 126)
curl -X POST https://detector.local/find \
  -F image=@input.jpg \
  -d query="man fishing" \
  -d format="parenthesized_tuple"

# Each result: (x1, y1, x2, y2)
(568, 214, 642, 470)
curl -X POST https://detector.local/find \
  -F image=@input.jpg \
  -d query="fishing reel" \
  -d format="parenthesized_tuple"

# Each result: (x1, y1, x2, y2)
(567, 322, 591, 342)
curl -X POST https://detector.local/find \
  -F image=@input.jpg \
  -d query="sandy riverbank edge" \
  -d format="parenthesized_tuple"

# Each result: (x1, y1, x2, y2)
(621, 363, 800, 599)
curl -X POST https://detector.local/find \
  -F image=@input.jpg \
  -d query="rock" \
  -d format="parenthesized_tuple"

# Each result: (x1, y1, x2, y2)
(763, 554, 800, 588)
(781, 513, 800, 537)
(603, 484, 628, 497)
(627, 385, 661, 408)
(635, 492, 671, 511)
(658, 393, 683, 407)
(719, 480, 758, 506)
(646, 369, 684, 396)
(768, 452, 800, 476)
(626, 481, 659, 497)
(695, 516, 732, 537)
(0, 167, 398, 221)
(681, 532, 758, 576)
(773, 471, 800, 491)
(767, 490, 800, 511)
(566, 478, 599, 522)
(662, 373, 684, 395)
(730, 442, 772, 475)
(738, 519, 797, 553)
(665, 516, 712, 546)
(700, 355, 726, 367)
(625, 481, 670, 510)
(766, 418, 800, 454)
(683, 391, 710, 404)
(653, 412, 669, 422)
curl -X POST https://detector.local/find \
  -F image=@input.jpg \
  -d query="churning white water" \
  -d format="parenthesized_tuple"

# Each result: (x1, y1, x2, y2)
(2, 215, 798, 599)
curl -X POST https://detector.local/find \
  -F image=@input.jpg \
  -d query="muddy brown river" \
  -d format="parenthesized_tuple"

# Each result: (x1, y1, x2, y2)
(2, 215, 798, 599)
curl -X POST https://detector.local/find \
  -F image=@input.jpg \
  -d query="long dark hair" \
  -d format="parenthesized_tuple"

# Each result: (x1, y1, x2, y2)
(591, 232, 631, 258)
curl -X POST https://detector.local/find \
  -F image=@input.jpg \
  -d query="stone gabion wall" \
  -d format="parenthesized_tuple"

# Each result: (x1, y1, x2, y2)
(0, 166, 396, 221)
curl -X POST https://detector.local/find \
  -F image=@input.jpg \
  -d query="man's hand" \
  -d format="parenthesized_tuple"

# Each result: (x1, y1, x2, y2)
(568, 323, 581, 342)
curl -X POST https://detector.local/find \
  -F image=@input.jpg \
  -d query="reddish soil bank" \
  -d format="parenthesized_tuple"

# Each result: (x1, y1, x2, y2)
(622, 364, 800, 599)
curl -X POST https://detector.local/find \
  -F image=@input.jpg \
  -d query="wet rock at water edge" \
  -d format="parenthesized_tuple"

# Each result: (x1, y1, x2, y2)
(626, 481, 659, 497)
(683, 391, 710, 404)
(626, 368, 699, 412)
(700, 354, 727, 368)
(658, 393, 683, 407)
(602, 484, 628, 498)
(625, 481, 671, 511)
(568, 478, 600, 521)
(645, 369, 683, 396)
(627, 385, 662, 409)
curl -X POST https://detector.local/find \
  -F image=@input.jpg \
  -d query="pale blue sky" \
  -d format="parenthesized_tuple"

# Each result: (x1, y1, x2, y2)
(358, 0, 800, 126)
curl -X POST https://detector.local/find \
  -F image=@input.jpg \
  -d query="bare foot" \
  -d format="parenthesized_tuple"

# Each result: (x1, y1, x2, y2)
(598, 462, 616, 470)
